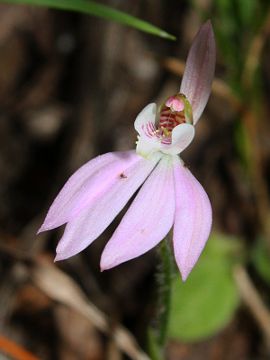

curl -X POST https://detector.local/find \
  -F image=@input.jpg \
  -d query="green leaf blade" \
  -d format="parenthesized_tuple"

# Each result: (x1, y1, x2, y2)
(1, 0, 176, 40)
(168, 233, 241, 342)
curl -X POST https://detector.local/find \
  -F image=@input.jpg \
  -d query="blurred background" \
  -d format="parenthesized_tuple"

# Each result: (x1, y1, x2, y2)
(1, 0, 270, 359)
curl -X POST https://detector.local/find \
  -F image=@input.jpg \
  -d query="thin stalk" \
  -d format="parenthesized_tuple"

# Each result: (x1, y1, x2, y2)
(156, 239, 174, 348)
(148, 240, 174, 359)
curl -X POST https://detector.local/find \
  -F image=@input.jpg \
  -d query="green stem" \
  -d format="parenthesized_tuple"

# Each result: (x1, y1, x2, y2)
(156, 240, 174, 348)
(147, 328, 163, 360)
(147, 240, 174, 359)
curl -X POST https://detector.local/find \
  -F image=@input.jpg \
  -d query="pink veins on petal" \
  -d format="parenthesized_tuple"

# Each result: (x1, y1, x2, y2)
(54, 151, 160, 260)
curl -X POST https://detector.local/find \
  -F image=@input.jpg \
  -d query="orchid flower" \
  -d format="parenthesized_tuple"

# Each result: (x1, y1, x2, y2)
(38, 21, 216, 281)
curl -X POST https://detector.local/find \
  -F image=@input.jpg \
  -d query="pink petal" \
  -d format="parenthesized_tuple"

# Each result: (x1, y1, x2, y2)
(38, 151, 139, 232)
(180, 21, 216, 124)
(55, 153, 161, 260)
(134, 103, 157, 135)
(173, 158, 212, 281)
(100, 156, 175, 270)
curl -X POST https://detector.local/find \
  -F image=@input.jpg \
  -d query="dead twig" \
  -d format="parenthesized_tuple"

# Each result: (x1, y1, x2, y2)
(234, 265, 270, 350)
(31, 258, 150, 360)
(0, 335, 40, 360)
(0, 244, 150, 360)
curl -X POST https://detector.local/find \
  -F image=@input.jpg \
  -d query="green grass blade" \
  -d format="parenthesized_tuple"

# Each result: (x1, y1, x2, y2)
(1, 0, 176, 40)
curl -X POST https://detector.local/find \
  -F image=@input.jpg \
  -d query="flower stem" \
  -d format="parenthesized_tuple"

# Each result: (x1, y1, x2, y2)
(147, 239, 175, 359)
(156, 239, 174, 348)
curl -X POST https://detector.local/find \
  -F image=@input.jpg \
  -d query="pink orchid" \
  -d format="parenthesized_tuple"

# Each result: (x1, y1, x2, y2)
(38, 21, 215, 281)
